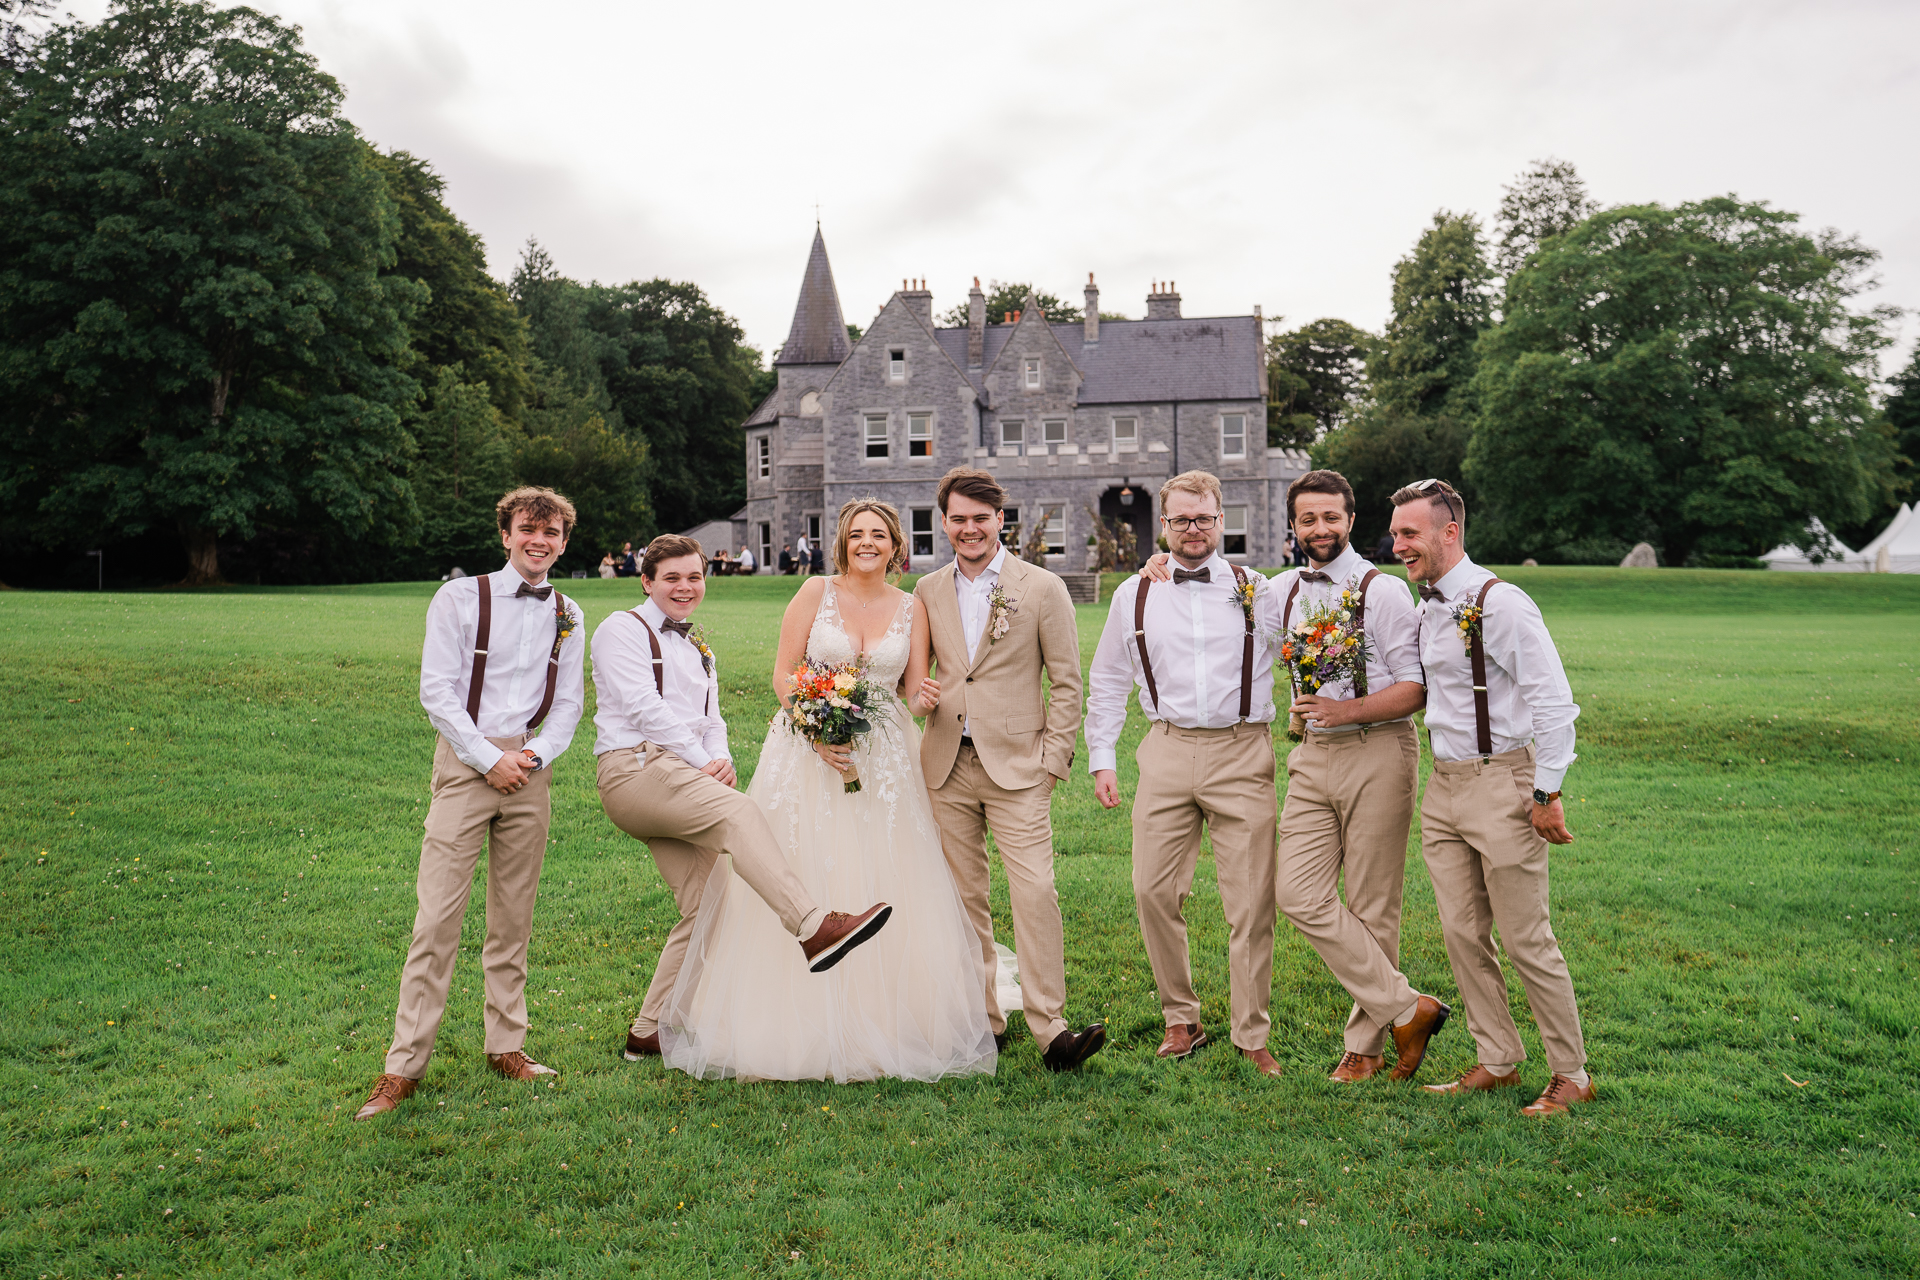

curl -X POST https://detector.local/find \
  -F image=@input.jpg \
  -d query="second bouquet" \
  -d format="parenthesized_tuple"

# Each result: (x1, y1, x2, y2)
(1275, 585, 1373, 741)
(784, 658, 884, 792)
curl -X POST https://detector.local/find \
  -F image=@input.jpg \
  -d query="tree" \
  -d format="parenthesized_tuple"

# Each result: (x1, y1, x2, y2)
(936, 282, 1080, 328)
(1266, 318, 1370, 449)
(1467, 197, 1897, 566)
(513, 358, 649, 571)
(1494, 157, 1599, 278)
(0, 1, 423, 584)
(1835, 346, 1920, 548)
(407, 365, 515, 576)
(1, 0, 50, 71)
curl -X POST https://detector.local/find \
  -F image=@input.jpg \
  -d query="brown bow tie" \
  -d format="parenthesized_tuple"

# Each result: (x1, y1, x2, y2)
(1298, 570, 1333, 584)
(515, 582, 553, 601)
(1418, 584, 1446, 602)
(661, 617, 694, 638)
(1171, 567, 1211, 584)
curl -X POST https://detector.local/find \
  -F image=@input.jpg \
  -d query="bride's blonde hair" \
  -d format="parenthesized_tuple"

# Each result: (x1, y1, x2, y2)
(832, 499, 909, 577)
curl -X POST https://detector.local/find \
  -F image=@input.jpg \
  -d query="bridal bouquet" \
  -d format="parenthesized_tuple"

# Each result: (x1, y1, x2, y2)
(1274, 588, 1373, 741)
(785, 658, 883, 792)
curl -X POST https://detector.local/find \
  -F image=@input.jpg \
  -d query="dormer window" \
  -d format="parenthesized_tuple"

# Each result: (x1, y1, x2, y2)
(889, 349, 906, 382)
(1024, 358, 1040, 389)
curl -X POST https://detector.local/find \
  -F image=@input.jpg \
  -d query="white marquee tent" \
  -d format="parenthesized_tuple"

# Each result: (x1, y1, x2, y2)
(1761, 516, 1868, 572)
(1876, 503, 1920, 573)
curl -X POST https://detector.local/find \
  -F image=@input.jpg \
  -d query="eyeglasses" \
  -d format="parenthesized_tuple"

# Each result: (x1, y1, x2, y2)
(1410, 478, 1459, 526)
(1162, 514, 1219, 531)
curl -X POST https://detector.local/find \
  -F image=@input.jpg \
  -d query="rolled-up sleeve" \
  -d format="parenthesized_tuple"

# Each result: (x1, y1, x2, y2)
(1371, 581, 1426, 688)
(1488, 587, 1579, 792)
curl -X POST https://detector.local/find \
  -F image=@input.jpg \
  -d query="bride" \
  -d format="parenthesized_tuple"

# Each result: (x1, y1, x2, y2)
(659, 501, 996, 1082)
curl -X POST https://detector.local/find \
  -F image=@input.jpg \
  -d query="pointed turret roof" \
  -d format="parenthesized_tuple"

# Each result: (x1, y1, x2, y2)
(774, 227, 853, 366)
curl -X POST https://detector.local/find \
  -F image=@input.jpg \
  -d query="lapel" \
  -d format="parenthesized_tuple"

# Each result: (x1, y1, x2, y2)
(969, 555, 1028, 673)
(922, 564, 970, 676)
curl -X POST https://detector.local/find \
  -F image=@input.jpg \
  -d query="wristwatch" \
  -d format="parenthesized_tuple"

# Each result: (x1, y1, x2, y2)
(1532, 788, 1560, 806)
(523, 750, 544, 771)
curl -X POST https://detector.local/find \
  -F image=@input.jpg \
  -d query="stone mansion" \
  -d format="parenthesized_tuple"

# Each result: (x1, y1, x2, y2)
(736, 228, 1309, 574)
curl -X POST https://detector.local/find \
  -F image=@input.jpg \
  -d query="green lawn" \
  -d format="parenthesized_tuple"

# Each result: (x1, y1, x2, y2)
(2, 567, 1916, 1278)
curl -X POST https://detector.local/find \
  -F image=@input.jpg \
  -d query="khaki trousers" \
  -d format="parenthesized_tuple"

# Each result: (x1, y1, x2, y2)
(927, 745, 1069, 1050)
(1132, 721, 1277, 1051)
(387, 733, 549, 1077)
(597, 746, 824, 1033)
(1277, 721, 1421, 1055)
(1421, 744, 1587, 1074)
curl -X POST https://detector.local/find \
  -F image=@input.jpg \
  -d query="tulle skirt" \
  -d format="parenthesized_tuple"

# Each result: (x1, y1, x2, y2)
(659, 702, 997, 1083)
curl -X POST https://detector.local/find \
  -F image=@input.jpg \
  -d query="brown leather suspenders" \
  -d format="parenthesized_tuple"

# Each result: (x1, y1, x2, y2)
(1350, 568, 1380, 698)
(628, 609, 713, 716)
(1468, 577, 1504, 758)
(1133, 566, 1254, 721)
(466, 575, 568, 732)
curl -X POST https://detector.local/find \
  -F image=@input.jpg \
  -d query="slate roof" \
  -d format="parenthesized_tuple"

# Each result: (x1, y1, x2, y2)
(932, 316, 1264, 404)
(774, 227, 853, 366)
(744, 387, 780, 427)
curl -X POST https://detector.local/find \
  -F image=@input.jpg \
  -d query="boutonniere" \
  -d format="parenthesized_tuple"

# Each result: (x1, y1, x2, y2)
(1448, 599, 1484, 656)
(1232, 577, 1258, 627)
(555, 599, 580, 642)
(687, 623, 715, 676)
(986, 584, 1018, 643)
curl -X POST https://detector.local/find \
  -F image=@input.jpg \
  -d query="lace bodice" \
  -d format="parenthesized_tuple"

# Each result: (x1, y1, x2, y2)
(808, 580, 913, 689)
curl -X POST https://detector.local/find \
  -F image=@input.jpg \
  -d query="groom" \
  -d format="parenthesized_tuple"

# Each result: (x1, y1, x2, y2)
(912, 468, 1106, 1071)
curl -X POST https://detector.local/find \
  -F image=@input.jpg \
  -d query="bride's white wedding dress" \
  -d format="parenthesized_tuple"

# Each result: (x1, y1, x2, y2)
(659, 582, 996, 1083)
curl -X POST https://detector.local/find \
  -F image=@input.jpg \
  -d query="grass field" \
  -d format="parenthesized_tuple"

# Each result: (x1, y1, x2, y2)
(2, 567, 1917, 1278)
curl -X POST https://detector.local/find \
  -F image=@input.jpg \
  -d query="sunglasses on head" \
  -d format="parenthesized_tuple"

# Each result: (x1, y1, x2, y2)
(1410, 478, 1459, 526)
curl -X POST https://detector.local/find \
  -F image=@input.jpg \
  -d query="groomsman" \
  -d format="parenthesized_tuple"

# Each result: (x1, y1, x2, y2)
(1273, 470, 1452, 1083)
(912, 467, 1105, 1072)
(1389, 479, 1595, 1115)
(1088, 471, 1285, 1078)
(357, 487, 586, 1120)
(596, 535, 892, 1060)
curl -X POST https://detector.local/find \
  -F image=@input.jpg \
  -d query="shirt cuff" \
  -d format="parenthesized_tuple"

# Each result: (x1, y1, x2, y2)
(1089, 747, 1118, 774)
(678, 743, 714, 770)
(523, 736, 550, 768)
(1534, 763, 1569, 793)
(471, 740, 506, 775)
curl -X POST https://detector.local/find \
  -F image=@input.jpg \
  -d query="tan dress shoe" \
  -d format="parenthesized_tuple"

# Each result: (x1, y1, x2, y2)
(487, 1050, 558, 1081)
(1422, 1063, 1523, 1094)
(1521, 1073, 1597, 1116)
(1328, 1051, 1385, 1083)
(1387, 994, 1451, 1081)
(1156, 1023, 1209, 1059)
(1240, 1047, 1283, 1078)
(353, 1073, 418, 1120)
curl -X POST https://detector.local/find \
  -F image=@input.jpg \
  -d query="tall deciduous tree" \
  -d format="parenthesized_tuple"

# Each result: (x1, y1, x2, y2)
(1494, 157, 1600, 278)
(1266, 318, 1370, 449)
(936, 282, 1080, 328)
(1468, 197, 1896, 565)
(409, 365, 515, 575)
(513, 358, 649, 568)
(0, 0, 422, 583)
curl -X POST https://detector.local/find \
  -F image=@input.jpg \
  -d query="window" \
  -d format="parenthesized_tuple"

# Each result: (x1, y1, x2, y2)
(1113, 416, 1138, 453)
(865, 414, 889, 459)
(999, 420, 1024, 456)
(908, 412, 932, 457)
(910, 507, 934, 558)
(756, 434, 770, 478)
(806, 514, 821, 542)
(1220, 413, 1247, 459)
(889, 349, 906, 382)
(1024, 358, 1040, 389)
(758, 522, 771, 569)
(1042, 504, 1066, 554)
(1223, 505, 1248, 556)
(1042, 419, 1067, 454)
(1000, 507, 1020, 548)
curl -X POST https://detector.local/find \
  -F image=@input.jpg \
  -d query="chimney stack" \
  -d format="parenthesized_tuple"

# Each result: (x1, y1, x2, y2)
(1147, 280, 1181, 321)
(967, 276, 984, 367)
(1084, 272, 1100, 344)
(901, 276, 932, 324)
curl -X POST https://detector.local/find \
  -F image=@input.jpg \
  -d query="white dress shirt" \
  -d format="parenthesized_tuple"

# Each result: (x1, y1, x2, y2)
(1085, 552, 1282, 773)
(953, 545, 1008, 735)
(1417, 556, 1579, 791)
(590, 598, 729, 768)
(419, 566, 585, 775)
(1270, 543, 1425, 735)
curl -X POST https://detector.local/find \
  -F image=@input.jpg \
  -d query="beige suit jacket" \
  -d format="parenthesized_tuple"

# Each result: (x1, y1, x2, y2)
(915, 555, 1084, 791)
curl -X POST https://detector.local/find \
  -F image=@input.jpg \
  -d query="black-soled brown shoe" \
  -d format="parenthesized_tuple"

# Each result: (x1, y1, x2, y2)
(1042, 1024, 1107, 1072)
(800, 904, 893, 972)
(1387, 994, 1451, 1081)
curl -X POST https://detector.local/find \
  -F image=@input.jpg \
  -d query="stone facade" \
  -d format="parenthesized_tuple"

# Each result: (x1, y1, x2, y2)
(742, 230, 1309, 573)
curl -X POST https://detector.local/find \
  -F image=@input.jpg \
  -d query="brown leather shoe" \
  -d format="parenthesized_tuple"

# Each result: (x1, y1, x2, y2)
(487, 1050, 558, 1081)
(1387, 994, 1451, 1081)
(800, 904, 892, 972)
(353, 1073, 418, 1121)
(1041, 1023, 1107, 1072)
(1421, 1063, 1523, 1094)
(1240, 1047, 1283, 1078)
(1156, 1023, 1209, 1059)
(1521, 1073, 1597, 1116)
(623, 1027, 661, 1061)
(1328, 1051, 1385, 1083)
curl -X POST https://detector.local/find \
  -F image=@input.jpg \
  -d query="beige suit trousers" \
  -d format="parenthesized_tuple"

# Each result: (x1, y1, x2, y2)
(1277, 721, 1422, 1055)
(597, 746, 824, 1033)
(1132, 721, 1278, 1051)
(927, 744, 1069, 1050)
(387, 733, 550, 1077)
(1421, 744, 1587, 1074)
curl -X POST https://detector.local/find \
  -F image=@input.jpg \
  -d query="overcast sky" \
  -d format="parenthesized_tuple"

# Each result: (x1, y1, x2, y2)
(67, 0, 1920, 367)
